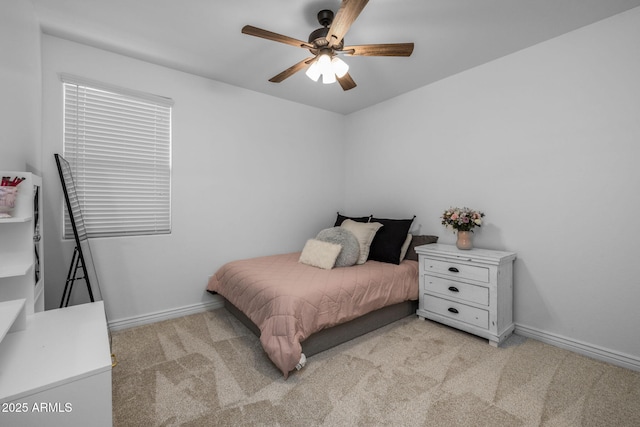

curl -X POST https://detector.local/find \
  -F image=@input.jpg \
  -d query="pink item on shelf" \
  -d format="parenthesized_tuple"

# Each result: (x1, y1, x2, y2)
(0, 186, 19, 216)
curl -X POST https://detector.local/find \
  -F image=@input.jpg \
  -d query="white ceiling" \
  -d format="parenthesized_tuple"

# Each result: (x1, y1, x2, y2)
(30, 0, 640, 115)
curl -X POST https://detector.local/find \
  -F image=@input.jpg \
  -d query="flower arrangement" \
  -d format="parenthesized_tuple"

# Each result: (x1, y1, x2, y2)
(441, 207, 485, 232)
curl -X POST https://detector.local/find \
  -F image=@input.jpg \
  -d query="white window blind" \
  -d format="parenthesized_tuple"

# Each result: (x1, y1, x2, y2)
(62, 75, 172, 238)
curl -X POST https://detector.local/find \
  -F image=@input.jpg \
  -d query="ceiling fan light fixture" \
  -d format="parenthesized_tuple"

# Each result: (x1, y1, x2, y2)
(305, 61, 322, 81)
(317, 53, 332, 72)
(331, 57, 349, 78)
(308, 52, 348, 84)
(322, 70, 337, 84)
(308, 52, 338, 84)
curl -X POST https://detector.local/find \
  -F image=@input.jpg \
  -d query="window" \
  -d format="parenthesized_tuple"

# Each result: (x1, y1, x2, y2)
(62, 75, 172, 238)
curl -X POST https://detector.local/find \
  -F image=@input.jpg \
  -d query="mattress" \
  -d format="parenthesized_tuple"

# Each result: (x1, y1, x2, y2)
(207, 252, 419, 377)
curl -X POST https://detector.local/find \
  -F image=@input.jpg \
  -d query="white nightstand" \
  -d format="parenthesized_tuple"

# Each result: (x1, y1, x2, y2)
(416, 243, 517, 347)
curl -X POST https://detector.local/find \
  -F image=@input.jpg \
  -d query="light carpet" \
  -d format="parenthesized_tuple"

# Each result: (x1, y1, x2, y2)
(111, 308, 640, 426)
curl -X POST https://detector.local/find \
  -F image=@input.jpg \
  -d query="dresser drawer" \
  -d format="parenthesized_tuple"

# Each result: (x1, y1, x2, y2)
(424, 295, 489, 329)
(422, 258, 489, 283)
(423, 276, 489, 306)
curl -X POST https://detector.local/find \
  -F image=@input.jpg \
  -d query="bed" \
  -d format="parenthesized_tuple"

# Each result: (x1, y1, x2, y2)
(206, 213, 437, 378)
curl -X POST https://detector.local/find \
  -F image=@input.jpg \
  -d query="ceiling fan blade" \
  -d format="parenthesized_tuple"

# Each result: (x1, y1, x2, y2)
(242, 25, 313, 49)
(342, 43, 414, 57)
(337, 73, 357, 91)
(268, 57, 315, 83)
(326, 0, 369, 48)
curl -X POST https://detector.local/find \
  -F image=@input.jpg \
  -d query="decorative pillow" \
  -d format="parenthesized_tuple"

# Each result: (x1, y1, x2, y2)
(368, 216, 416, 265)
(299, 239, 342, 270)
(316, 227, 360, 267)
(340, 219, 383, 264)
(334, 212, 371, 227)
(399, 233, 413, 262)
(404, 235, 439, 261)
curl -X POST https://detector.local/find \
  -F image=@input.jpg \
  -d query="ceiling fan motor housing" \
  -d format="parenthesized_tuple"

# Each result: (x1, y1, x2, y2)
(308, 10, 343, 53)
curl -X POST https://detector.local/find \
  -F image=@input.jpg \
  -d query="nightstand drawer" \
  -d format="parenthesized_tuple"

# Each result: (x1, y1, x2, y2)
(423, 258, 489, 283)
(423, 276, 489, 306)
(424, 295, 489, 329)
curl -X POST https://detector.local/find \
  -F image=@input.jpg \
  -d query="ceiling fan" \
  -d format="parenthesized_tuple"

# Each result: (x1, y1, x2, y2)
(241, 0, 414, 91)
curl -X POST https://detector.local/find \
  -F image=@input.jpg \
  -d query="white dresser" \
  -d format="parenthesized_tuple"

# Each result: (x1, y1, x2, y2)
(416, 244, 517, 346)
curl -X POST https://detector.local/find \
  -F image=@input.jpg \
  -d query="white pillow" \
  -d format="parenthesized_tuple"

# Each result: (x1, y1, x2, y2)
(340, 219, 383, 264)
(399, 233, 412, 261)
(299, 239, 342, 270)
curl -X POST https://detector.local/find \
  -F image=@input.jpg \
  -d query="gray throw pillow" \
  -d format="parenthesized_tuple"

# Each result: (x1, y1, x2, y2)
(315, 227, 360, 267)
(404, 235, 439, 261)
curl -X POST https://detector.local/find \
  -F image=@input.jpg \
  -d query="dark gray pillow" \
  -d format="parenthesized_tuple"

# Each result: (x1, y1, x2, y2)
(315, 227, 360, 267)
(334, 212, 371, 227)
(404, 235, 439, 261)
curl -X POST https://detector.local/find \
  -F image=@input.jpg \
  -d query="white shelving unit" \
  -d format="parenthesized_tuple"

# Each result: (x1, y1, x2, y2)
(0, 172, 43, 335)
(0, 172, 112, 426)
(0, 299, 26, 342)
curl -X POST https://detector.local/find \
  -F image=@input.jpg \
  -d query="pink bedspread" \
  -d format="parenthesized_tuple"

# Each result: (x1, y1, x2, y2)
(207, 252, 419, 377)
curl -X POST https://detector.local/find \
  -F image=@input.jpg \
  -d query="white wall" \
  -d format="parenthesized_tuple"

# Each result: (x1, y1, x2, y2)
(0, 0, 41, 173)
(41, 35, 345, 324)
(344, 7, 640, 364)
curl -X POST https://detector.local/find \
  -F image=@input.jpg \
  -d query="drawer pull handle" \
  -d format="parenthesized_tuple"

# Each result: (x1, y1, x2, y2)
(448, 267, 459, 273)
(448, 307, 459, 314)
(448, 286, 459, 293)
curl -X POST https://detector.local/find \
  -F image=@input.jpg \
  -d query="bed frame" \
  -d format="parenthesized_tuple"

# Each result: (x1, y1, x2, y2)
(223, 298, 418, 357)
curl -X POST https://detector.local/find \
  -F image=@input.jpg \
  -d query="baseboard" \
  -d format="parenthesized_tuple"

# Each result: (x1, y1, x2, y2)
(515, 323, 640, 372)
(106, 304, 640, 372)
(108, 297, 224, 331)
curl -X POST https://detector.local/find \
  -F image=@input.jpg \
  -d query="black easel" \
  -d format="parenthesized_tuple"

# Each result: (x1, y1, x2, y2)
(60, 246, 93, 307)
(55, 154, 98, 307)
(55, 154, 114, 366)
